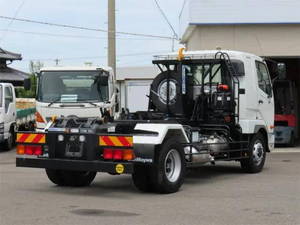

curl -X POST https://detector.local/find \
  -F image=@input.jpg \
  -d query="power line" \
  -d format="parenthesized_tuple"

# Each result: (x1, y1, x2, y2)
(179, 0, 188, 19)
(153, 0, 178, 39)
(0, 0, 26, 42)
(0, 28, 171, 41)
(0, 15, 175, 40)
(23, 50, 170, 62)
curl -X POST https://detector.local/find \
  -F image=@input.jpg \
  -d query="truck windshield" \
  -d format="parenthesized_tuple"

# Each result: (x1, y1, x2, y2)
(37, 71, 109, 103)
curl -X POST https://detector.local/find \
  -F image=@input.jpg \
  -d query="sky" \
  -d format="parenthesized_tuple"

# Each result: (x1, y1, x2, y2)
(0, 0, 185, 72)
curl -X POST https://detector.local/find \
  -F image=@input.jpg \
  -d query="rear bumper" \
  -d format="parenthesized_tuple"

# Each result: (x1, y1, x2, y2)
(16, 157, 134, 174)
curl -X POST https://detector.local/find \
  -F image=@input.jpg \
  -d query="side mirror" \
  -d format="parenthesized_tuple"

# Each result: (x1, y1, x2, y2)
(24, 78, 31, 91)
(277, 63, 286, 79)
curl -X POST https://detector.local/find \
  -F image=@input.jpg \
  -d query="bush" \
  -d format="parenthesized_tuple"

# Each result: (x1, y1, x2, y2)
(16, 74, 36, 98)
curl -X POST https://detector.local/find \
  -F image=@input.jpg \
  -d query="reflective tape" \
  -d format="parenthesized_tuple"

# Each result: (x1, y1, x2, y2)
(99, 136, 133, 147)
(16, 133, 46, 144)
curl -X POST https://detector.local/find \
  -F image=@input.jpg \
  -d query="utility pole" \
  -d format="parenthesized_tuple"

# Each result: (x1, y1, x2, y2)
(108, 0, 116, 79)
(54, 58, 60, 66)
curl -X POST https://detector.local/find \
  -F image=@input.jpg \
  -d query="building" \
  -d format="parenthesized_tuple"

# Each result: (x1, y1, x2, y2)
(180, 0, 300, 142)
(0, 48, 28, 86)
(116, 66, 160, 112)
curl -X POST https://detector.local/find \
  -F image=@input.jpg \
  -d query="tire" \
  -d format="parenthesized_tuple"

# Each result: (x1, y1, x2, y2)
(45, 169, 96, 187)
(132, 165, 155, 192)
(151, 138, 186, 194)
(45, 169, 65, 186)
(150, 71, 182, 114)
(3, 129, 14, 150)
(240, 133, 267, 173)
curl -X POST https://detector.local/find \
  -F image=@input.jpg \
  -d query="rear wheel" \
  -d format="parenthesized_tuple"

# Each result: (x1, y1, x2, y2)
(151, 138, 186, 193)
(240, 133, 266, 173)
(132, 165, 155, 192)
(45, 169, 96, 187)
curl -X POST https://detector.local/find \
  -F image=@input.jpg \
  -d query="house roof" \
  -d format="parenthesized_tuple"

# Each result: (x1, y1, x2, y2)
(0, 66, 29, 82)
(0, 48, 22, 61)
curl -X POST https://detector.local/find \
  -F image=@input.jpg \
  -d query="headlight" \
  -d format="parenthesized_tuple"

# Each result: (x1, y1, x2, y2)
(158, 79, 177, 104)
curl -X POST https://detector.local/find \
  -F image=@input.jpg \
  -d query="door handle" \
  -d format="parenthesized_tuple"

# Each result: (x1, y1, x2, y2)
(258, 100, 264, 104)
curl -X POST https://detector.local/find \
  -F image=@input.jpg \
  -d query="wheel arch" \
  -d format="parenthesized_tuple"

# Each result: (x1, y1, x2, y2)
(255, 127, 269, 152)
(164, 129, 188, 144)
(154, 129, 188, 162)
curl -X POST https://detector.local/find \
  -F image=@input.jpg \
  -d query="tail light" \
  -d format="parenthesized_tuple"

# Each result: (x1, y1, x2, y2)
(17, 145, 43, 156)
(123, 150, 135, 160)
(103, 148, 113, 159)
(17, 145, 25, 155)
(113, 150, 123, 160)
(35, 111, 45, 123)
(25, 146, 34, 155)
(103, 148, 135, 161)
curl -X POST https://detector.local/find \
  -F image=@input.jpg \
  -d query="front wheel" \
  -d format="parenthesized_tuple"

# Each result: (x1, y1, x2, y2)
(151, 138, 186, 193)
(3, 129, 14, 150)
(240, 133, 267, 173)
(45, 169, 96, 187)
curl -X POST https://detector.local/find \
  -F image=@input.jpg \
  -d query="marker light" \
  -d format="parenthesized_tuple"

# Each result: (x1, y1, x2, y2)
(58, 135, 64, 142)
(79, 135, 86, 142)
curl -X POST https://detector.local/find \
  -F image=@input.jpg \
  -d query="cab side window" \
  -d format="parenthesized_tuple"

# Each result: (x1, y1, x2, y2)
(256, 62, 272, 96)
(5, 86, 13, 113)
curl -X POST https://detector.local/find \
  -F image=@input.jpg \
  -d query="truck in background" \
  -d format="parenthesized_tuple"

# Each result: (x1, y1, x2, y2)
(273, 79, 298, 146)
(0, 83, 35, 150)
(16, 50, 275, 193)
(31, 67, 118, 131)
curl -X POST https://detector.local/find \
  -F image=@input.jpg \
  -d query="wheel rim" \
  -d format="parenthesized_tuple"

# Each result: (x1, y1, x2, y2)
(164, 149, 181, 183)
(252, 141, 264, 165)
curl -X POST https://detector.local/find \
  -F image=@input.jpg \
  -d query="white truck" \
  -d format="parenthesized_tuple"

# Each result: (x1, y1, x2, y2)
(16, 50, 275, 193)
(0, 83, 35, 150)
(33, 67, 118, 131)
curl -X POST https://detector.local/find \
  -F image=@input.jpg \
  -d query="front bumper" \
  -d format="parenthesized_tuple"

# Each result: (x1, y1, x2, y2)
(16, 157, 134, 174)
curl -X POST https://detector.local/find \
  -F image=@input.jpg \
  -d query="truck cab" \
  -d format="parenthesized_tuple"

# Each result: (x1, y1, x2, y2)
(35, 67, 117, 131)
(0, 83, 16, 149)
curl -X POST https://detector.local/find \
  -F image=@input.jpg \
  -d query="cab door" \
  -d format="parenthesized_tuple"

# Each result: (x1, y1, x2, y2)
(255, 61, 275, 132)
(3, 85, 16, 136)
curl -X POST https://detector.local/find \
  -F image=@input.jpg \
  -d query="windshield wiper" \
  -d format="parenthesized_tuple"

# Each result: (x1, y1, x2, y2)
(48, 97, 61, 107)
(80, 101, 98, 107)
(77, 99, 98, 107)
